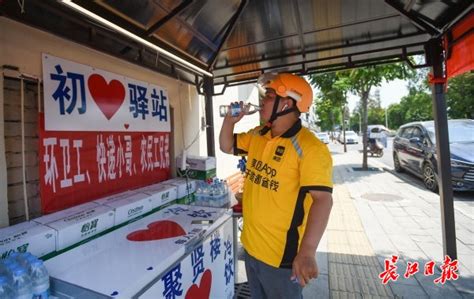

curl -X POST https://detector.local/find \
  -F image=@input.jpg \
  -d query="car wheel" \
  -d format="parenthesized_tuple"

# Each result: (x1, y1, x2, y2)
(423, 163, 438, 192)
(393, 153, 403, 172)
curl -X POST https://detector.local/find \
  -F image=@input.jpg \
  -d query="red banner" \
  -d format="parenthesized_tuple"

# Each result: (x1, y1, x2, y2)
(446, 11, 474, 79)
(39, 114, 171, 214)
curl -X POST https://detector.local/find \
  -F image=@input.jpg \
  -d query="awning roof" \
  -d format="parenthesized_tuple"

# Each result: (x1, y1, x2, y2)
(1, 0, 472, 87)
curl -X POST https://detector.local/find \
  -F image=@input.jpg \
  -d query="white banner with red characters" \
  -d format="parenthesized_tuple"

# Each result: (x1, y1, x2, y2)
(42, 53, 170, 132)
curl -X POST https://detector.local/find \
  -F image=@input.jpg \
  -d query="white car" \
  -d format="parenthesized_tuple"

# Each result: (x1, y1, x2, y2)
(339, 131, 359, 144)
(315, 132, 330, 144)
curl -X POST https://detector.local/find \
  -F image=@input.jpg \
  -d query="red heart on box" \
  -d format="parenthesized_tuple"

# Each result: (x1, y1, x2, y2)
(185, 269, 212, 299)
(126, 220, 186, 242)
(87, 74, 125, 120)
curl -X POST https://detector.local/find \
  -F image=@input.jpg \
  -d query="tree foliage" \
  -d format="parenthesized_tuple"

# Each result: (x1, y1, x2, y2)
(383, 71, 473, 129)
(446, 72, 474, 119)
(310, 63, 415, 169)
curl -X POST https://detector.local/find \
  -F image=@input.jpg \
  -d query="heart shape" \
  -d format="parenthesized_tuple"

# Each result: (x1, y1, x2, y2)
(124, 123, 130, 129)
(87, 74, 125, 120)
(126, 220, 186, 242)
(185, 269, 212, 299)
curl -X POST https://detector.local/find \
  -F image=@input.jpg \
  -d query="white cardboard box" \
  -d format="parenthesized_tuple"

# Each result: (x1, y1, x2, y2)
(45, 204, 231, 298)
(34, 203, 115, 250)
(0, 221, 56, 259)
(94, 192, 153, 226)
(34, 202, 101, 225)
(161, 178, 197, 199)
(137, 183, 178, 210)
(176, 155, 216, 171)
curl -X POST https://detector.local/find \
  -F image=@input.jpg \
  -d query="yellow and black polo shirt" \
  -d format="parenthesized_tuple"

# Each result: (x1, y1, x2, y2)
(234, 120, 333, 268)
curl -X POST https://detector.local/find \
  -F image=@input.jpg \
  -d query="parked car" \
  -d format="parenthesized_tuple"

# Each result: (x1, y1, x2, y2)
(392, 119, 474, 192)
(338, 131, 359, 144)
(315, 132, 330, 144)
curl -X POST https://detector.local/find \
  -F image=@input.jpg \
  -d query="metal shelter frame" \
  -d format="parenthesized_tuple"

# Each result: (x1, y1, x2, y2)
(1, 0, 473, 261)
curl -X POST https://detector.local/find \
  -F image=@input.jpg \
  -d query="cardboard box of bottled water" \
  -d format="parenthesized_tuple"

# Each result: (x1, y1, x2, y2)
(0, 221, 56, 259)
(137, 183, 178, 210)
(34, 202, 115, 250)
(176, 155, 216, 171)
(94, 192, 153, 225)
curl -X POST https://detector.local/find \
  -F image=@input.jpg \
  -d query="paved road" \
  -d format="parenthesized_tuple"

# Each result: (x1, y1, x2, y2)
(330, 138, 474, 203)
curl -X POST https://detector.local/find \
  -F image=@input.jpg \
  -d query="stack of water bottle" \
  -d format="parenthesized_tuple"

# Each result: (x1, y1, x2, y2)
(193, 179, 230, 208)
(0, 252, 50, 298)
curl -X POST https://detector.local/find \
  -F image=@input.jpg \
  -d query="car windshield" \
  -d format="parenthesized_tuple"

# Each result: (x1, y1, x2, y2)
(425, 120, 474, 143)
(316, 133, 328, 138)
(345, 132, 357, 137)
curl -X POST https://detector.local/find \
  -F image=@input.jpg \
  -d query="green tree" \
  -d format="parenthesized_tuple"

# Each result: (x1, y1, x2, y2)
(314, 98, 342, 131)
(320, 64, 414, 169)
(446, 72, 474, 119)
(368, 107, 385, 125)
(402, 91, 433, 121)
(387, 103, 405, 130)
(309, 72, 347, 144)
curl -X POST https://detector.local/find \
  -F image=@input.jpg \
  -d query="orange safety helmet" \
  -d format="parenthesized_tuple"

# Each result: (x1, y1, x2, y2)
(257, 72, 313, 113)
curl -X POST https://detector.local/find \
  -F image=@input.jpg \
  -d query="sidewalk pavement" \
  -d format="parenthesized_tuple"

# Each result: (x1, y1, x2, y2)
(235, 145, 474, 298)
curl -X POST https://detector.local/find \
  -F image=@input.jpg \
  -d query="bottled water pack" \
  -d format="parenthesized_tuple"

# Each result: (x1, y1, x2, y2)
(0, 252, 50, 298)
(193, 178, 230, 208)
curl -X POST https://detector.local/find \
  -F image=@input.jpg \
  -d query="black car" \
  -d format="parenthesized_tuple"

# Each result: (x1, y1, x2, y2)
(392, 119, 474, 192)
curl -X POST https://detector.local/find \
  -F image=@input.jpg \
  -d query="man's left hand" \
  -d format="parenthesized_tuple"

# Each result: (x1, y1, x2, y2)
(291, 251, 319, 287)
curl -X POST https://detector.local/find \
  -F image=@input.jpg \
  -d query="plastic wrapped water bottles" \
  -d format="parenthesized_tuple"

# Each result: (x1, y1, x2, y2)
(0, 252, 50, 299)
(11, 265, 33, 299)
(192, 178, 229, 208)
(29, 259, 50, 299)
(0, 275, 14, 298)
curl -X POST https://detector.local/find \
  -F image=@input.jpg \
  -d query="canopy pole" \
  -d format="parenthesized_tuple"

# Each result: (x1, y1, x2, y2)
(427, 38, 457, 260)
(203, 77, 215, 157)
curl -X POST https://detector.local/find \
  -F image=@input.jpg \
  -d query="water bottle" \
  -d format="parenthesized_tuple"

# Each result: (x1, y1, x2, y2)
(195, 181, 206, 206)
(9, 252, 20, 261)
(3, 259, 20, 284)
(16, 252, 36, 267)
(222, 180, 230, 207)
(219, 102, 261, 117)
(0, 260, 7, 277)
(201, 185, 210, 207)
(29, 259, 50, 299)
(11, 265, 33, 299)
(0, 276, 14, 298)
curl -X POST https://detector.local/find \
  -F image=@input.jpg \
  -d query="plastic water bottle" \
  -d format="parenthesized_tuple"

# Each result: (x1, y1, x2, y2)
(3, 259, 20, 284)
(16, 252, 36, 267)
(0, 276, 14, 298)
(29, 259, 50, 299)
(201, 186, 210, 207)
(0, 260, 7, 276)
(11, 265, 33, 299)
(219, 103, 261, 117)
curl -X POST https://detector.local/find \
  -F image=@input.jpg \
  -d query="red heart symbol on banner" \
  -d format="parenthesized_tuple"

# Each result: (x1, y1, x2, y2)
(185, 269, 212, 299)
(126, 220, 186, 242)
(87, 74, 125, 120)
(124, 123, 130, 129)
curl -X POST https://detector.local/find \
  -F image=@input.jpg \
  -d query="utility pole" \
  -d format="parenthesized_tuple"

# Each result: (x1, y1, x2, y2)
(385, 108, 389, 129)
